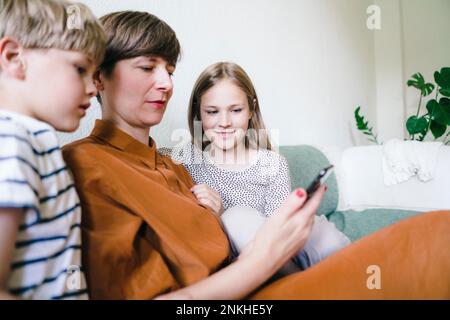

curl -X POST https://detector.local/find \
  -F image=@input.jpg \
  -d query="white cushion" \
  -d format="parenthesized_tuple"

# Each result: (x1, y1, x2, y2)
(338, 145, 450, 212)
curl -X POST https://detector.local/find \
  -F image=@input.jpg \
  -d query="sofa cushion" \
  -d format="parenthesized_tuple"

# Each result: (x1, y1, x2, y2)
(328, 208, 421, 241)
(279, 145, 339, 216)
(339, 145, 450, 212)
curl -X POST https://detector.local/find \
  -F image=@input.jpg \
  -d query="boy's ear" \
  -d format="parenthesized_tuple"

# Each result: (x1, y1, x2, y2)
(0, 37, 26, 79)
(93, 70, 104, 91)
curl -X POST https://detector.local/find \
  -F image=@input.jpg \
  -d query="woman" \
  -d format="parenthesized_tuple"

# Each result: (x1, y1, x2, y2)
(62, 10, 450, 299)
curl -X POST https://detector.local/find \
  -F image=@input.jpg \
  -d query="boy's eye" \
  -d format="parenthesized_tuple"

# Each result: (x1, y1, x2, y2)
(75, 65, 87, 75)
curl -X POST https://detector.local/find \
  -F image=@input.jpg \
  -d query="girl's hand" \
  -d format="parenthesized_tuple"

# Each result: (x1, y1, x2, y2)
(191, 184, 224, 217)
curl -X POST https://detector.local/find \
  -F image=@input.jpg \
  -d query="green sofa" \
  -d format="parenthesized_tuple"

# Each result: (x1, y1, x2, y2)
(279, 145, 421, 241)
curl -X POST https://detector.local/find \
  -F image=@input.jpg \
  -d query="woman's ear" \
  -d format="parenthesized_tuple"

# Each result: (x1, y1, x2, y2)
(93, 70, 105, 91)
(0, 37, 26, 79)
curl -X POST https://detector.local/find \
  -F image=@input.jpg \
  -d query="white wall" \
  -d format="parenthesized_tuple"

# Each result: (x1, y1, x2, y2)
(368, 0, 450, 144)
(58, 0, 376, 152)
(58, 0, 450, 152)
(373, 0, 405, 143)
(401, 0, 450, 139)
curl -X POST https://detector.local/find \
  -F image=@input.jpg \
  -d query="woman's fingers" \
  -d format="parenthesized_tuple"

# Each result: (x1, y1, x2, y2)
(276, 185, 327, 222)
(274, 188, 308, 220)
(301, 185, 327, 215)
(289, 185, 327, 247)
(290, 185, 327, 232)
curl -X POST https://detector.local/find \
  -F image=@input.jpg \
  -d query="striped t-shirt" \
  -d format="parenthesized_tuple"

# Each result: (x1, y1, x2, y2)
(0, 110, 88, 300)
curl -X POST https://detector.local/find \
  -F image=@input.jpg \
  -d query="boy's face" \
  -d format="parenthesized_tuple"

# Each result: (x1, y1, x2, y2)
(22, 48, 97, 132)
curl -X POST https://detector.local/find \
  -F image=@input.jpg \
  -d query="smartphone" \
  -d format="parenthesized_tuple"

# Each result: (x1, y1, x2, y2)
(305, 165, 334, 199)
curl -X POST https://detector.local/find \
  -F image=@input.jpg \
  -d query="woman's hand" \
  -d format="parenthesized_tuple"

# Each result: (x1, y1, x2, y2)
(152, 186, 326, 300)
(191, 184, 224, 217)
(245, 186, 327, 274)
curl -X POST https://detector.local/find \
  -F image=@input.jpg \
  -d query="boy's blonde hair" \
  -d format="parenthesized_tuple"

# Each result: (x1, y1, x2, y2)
(0, 0, 105, 64)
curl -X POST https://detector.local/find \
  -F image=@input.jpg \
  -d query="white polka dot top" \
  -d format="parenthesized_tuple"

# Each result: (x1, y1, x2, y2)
(159, 143, 291, 217)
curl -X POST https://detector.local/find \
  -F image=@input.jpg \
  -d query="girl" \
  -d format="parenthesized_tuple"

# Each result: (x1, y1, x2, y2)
(165, 62, 351, 270)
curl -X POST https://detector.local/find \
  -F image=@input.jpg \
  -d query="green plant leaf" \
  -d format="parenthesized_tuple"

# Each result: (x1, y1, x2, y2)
(355, 106, 368, 130)
(440, 88, 450, 97)
(354, 106, 379, 144)
(426, 99, 439, 116)
(406, 116, 428, 135)
(433, 97, 450, 126)
(430, 119, 447, 139)
(408, 73, 435, 96)
(434, 68, 450, 90)
(407, 73, 425, 87)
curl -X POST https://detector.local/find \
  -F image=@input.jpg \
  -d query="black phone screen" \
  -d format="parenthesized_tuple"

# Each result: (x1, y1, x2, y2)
(305, 165, 334, 199)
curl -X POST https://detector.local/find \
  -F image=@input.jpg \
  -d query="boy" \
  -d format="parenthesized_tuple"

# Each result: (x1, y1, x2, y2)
(0, 0, 105, 299)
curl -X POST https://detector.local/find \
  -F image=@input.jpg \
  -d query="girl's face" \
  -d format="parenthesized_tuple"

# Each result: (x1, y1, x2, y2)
(200, 79, 252, 152)
(97, 56, 175, 130)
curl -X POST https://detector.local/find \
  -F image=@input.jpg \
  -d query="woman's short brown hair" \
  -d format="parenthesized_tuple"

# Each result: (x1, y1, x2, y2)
(98, 11, 181, 77)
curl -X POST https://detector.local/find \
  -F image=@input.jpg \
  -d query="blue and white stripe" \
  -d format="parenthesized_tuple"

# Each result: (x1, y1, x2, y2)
(0, 110, 88, 300)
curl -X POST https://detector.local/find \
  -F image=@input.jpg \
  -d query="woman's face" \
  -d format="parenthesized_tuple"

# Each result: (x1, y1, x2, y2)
(200, 79, 252, 152)
(98, 56, 175, 129)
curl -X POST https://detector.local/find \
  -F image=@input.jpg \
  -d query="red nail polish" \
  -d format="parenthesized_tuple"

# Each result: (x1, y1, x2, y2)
(296, 189, 305, 198)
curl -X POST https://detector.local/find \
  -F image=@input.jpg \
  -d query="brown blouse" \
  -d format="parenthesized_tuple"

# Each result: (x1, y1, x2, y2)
(62, 120, 230, 299)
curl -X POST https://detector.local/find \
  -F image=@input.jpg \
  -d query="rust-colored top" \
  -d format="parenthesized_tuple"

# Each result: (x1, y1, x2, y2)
(63, 120, 230, 299)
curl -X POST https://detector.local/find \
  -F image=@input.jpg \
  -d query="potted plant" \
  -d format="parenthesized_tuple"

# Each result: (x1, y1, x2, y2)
(354, 67, 450, 145)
